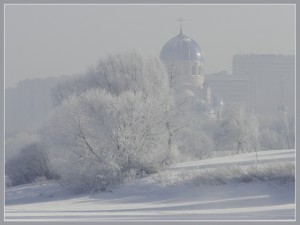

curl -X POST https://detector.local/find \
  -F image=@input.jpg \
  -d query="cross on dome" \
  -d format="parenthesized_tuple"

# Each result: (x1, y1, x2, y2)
(177, 17, 185, 34)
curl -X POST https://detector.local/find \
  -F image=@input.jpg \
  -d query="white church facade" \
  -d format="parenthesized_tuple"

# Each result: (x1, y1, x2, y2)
(159, 26, 222, 116)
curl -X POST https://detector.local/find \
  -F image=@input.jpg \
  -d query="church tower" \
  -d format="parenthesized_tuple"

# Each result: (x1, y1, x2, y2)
(160, 20, 205, 89)
(160, 19, 213, 114)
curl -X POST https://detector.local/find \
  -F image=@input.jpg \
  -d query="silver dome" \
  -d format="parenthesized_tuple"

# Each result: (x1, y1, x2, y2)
(160, 31, 204, 62)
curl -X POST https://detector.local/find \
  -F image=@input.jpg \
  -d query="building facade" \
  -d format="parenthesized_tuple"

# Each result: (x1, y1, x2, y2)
(204, 71, 256, 111)
(233, 54, 295, 115)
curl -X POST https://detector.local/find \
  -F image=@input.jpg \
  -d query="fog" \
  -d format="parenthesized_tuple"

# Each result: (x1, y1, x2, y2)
(5, 4, 295, 158)
(4, 5, 296, 221)
(5, 4, 295, 88)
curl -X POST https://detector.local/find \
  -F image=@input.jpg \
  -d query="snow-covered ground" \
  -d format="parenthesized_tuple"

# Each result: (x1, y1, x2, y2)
(5, 149, 295, 221)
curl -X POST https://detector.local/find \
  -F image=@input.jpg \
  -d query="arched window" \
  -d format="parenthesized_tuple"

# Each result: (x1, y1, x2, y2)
(198, 66, 202, 75)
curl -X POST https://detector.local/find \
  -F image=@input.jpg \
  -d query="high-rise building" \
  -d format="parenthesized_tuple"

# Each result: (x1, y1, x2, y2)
(204, 54, 295, 116)
(233, 54, 295, 77)
(233, 54, 295, 115)
(204, 72, 256, 111)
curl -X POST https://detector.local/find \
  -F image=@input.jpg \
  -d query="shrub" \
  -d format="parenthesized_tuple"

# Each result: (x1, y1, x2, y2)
(154, 162, 295, 186)
(5, 143, 58, 187)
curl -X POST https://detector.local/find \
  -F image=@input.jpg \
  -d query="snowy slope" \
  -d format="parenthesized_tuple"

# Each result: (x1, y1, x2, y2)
(5, 149, 295, 221)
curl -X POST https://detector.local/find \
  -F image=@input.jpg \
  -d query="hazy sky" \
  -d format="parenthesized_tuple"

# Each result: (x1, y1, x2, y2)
(5, 4, 295, 88)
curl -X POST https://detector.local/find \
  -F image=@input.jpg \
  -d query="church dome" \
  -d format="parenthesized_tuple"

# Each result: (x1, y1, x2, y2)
(160, 30, 204, 62)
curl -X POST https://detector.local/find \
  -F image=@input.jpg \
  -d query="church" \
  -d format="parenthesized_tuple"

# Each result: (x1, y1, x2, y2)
(159, 22, 223, 116)
(159, 21, 295, 117)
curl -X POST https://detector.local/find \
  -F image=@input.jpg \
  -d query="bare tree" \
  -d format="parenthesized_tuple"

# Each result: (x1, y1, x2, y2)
(161, 57, 196, 163)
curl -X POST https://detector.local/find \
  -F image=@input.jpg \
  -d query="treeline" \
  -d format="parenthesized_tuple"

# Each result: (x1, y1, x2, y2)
(5, 52, 295, 192)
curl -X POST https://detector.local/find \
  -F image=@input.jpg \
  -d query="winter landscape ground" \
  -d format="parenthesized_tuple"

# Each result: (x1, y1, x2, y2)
(5, 149, 295, 221)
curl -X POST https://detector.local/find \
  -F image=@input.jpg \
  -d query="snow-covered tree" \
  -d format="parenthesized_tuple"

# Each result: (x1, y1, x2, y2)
(216, 105, 260, 154)
(278, 111, 295, 150)
(175, 127, 213, 160)
(43, 52, 173, 192)
(52, 52, 170, 103)
(258, 113, 295, 150)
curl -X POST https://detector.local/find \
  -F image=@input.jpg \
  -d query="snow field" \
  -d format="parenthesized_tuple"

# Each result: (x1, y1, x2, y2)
(5, 149, 295, 221)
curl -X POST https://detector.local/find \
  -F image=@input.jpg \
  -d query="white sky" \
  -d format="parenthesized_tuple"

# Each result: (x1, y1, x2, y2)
(5, 4, 295, 88)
